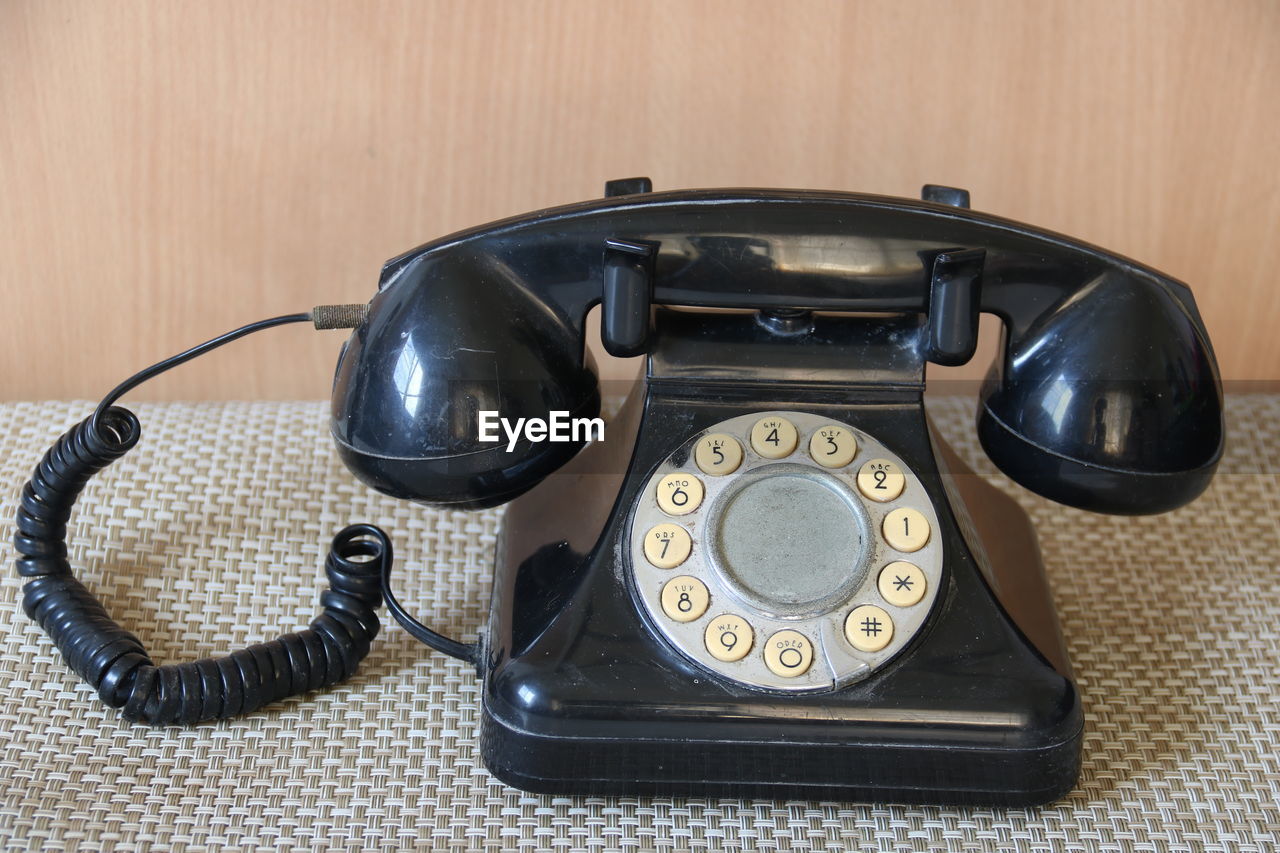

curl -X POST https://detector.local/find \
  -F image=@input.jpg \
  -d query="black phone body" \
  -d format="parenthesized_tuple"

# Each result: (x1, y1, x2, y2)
(326, 183, 1222, 804)
(480, 310, 1080, 805)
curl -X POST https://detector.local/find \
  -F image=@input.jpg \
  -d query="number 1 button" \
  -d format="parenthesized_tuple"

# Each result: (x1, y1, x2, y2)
(883, 507, 930, 552)
(656, 473, 703, 515)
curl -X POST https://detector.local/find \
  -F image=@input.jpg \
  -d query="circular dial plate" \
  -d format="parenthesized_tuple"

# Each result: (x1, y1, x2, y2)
(629, 411, 943, 692)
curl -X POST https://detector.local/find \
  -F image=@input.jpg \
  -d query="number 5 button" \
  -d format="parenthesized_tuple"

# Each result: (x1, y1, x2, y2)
(656, 473, 703, 515)
(695, 433, 743, 475)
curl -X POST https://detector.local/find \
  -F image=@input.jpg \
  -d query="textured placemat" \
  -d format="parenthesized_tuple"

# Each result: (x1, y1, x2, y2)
(0, 397, 1276, 852)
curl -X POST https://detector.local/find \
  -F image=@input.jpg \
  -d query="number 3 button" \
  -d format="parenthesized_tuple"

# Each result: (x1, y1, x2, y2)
(809, 425, 857, 468)
(661, 576, 709, 622)
(656, 473, 704, 515)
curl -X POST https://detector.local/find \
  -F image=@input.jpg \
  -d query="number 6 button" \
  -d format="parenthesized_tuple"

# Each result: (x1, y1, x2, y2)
(656, 473, 703, 515)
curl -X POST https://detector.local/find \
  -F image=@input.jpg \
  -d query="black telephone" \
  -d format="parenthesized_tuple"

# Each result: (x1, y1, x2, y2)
(16, 181, 1224, 805)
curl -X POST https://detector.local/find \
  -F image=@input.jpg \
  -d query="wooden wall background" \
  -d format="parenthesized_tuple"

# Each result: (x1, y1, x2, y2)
(2, 0, 1277, 401)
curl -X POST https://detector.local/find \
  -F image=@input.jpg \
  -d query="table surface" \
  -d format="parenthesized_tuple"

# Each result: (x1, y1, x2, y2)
(1, 397, 1276, 852)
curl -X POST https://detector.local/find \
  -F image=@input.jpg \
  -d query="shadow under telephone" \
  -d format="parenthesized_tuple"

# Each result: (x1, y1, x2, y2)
(14, 180, 1224, 805)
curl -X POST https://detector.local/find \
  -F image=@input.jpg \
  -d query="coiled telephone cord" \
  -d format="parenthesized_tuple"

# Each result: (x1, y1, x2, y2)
(12, 312, 478, 726)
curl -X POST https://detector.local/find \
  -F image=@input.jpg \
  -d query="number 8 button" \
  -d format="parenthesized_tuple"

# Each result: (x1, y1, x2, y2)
(661, 576, 709, 622)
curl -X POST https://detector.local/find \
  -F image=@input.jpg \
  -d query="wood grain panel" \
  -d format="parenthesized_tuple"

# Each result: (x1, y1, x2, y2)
(1, 0, 1277, 402)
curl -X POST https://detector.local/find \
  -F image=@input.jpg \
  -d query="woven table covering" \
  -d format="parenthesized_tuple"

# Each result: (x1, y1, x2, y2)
(0, 396, 1276, 852)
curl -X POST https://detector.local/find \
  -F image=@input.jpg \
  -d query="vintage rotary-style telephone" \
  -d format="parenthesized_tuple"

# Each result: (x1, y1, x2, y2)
(15, 181, 1223, 805)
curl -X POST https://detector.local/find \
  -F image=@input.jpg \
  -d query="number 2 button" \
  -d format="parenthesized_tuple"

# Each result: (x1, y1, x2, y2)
(656, 473, 703, 515)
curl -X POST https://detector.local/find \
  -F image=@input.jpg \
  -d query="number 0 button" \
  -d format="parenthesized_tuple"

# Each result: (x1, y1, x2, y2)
(694, 433, 743, 476)
(656, 473, 703, 515)
(750, 416, 798, 459)
(643, 524, 692, 568)
(809, 425, 857, 468)
(704, 614, 753, 662)
(661, 576, 709, 622)
(883, 507, 930, 552)
(763, 630, 813, 677)
(857, 459, 905, 501)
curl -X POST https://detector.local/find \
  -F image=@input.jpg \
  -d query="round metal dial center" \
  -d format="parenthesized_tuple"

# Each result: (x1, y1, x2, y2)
(715, 472, 864, 609)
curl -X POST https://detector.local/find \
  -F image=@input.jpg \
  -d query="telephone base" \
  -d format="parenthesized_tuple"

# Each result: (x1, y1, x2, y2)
(479, 390, 1083, 805)
(478, 710, 1082, 806)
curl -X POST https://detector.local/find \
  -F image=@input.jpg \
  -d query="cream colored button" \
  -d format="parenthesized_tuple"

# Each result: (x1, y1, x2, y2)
(809, 425, 858, 468)
(656, 472, 704, 515)
(763, 629, 813, 677)
(857, 459, 906, 502)
(845, 604, 894, 652)
(878, 561, 927, 607)
(883, 507, 930, 552)
(643, 524, 693, 569)
(704, 614, 753, 662)
(694, 433, 744, 476)
(660, 575, 709, 622)
(750, 416, 798, 459)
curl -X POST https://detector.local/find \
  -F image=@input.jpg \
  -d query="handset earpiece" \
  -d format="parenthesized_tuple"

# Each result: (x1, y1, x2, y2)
(330, 251, 600, 508)
(977, 268, 1224, 515)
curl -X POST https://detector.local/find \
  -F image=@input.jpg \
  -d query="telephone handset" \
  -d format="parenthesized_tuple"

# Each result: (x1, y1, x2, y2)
(16, 181, 1223, 805)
